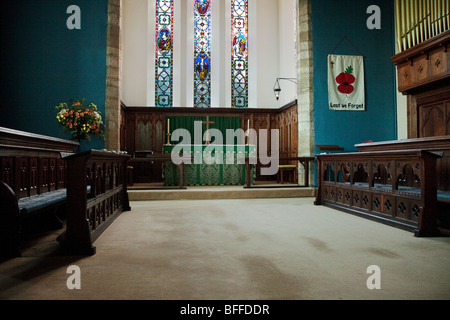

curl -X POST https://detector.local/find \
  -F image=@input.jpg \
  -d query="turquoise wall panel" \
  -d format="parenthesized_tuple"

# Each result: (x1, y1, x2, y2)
(0, 0, 108, 150)
(311, 0, 397, 153)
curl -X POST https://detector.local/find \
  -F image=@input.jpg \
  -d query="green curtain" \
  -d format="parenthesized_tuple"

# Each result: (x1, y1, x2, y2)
(167, 116, 242, 145)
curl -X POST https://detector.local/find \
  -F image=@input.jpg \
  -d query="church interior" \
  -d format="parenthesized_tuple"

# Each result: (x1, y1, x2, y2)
(0, 0, 450, 302)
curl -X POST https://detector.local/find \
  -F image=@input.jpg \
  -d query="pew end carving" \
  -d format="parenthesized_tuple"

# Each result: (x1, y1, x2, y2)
(58, 150, 131, 255)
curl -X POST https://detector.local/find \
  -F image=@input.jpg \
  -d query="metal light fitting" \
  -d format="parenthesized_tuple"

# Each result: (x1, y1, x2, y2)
(273, 77, 297, 100)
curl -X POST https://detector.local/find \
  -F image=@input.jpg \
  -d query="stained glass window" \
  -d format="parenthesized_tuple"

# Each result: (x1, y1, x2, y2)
(194, 0, 212, 108)
(155, 0, 174, 107)
(231, 0, 248, 108)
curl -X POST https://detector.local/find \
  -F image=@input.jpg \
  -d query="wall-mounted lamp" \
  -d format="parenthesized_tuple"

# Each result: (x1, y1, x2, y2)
(273, 77, 298, 100)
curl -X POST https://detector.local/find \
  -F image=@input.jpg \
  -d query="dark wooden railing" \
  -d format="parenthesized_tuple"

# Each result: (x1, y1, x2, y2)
(0, 126, 78, 256)
(0, 126, 78, 198)
(355, 136, 450, 192)
(315, 149, 442, 237)
(58, 150, 131, 255)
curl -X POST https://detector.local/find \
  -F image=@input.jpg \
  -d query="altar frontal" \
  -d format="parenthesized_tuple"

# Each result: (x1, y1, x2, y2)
(163, 120, 279, 186)
(163, 144, 256, 186)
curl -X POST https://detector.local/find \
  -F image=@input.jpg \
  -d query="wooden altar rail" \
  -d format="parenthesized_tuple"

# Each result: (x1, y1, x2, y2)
(0, 126, 78, 256)
(314, 149, 442, 237)
(58, 150, 131, 255)
(245, 156, 315, 188)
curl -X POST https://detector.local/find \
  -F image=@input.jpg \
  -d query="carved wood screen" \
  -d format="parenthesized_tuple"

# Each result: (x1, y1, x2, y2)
(417, 88, 450, 137)
(120, 101, 298, 182)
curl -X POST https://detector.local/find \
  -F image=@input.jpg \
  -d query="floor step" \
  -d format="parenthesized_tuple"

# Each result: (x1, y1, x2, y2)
(128, 184, 316, 201)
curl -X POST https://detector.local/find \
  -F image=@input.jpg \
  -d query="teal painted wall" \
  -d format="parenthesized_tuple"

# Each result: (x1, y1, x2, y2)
(0, 0, 397, 155)
(0, 0, 108, 150)
(312, 0, 397, 153)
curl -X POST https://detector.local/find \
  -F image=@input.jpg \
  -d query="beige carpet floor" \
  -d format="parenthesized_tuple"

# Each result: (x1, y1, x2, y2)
(1, 197, 450, 300)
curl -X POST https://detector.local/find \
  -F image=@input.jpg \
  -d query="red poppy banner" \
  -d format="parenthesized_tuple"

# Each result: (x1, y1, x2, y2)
(328, 54, 365, 111)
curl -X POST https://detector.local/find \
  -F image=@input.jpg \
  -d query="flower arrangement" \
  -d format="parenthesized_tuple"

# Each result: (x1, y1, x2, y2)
(55, 98, 104, 142)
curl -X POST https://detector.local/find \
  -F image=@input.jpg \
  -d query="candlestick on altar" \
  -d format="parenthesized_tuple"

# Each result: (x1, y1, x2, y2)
(165, 119, 171, 145)
(246, 119, 250, 145)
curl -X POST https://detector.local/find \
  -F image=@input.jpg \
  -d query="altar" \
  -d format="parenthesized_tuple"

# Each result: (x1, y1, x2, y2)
(163, 144, 256, 186)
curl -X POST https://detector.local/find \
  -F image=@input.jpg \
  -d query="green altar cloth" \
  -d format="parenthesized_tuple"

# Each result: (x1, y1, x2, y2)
(163, 144, 256, 186)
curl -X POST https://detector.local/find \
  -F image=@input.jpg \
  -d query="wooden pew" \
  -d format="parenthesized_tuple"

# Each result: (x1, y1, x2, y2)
(355, 136, 450, 232)
(58, 150, 131, 255)
(355, 136, 450, 190)
(0, 126, 78, 257)
(315, 149, 442, 237)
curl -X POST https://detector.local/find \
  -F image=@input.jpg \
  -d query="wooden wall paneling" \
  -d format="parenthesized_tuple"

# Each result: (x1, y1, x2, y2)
(120, 103, 127, 152)
(153, 113, 158, 152)
(407, 94, 417, 138)
(416, 87, 450, 138)
(125, 113, 135, 155)
(420, 103, 447, 137)
(1, 157, 14, 190)
(278, 104, 298, 159)
(429, 46, 448, 78)
(447, 101, 450, 135)
(267, 113, 272, 159)
(414, 54, 429, 83)
(270, 113, 278, 156)
(292, 106, 298, 157)
(253, 113, 270, 180)
(121, 101, 299, 183)
(392, 30, 449, 94)
(154, 114, 165, 182)
(155, 115, 164, 154)
(280, 108, 286, 156)
(397, 60, 415, 91)
(136, 114, 152, 151)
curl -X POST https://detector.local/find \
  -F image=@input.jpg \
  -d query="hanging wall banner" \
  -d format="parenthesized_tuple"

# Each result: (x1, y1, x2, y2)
(328, 54, 365, 111)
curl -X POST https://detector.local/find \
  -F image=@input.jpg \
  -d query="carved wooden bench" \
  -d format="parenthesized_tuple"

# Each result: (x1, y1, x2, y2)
(355, 136, 450, 231)
(58, 150, 131, 255)
(315, 149, 442, 237)
(0, 126, 78, 256)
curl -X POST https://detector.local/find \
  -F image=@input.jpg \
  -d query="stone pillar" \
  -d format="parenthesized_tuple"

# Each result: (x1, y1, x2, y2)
(105, 0, 122, 151)
(296, 0, 315, 186)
